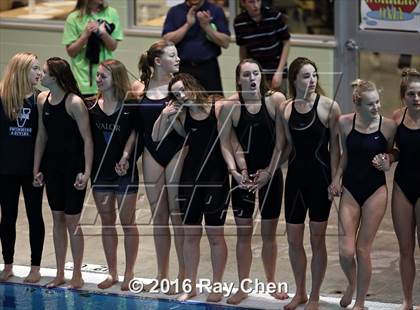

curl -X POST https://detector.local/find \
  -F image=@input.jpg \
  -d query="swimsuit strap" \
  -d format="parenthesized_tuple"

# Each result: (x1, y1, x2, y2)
(400, 107, 408, 125)
(378, 115, 383, 132)
(352, 113, 356, 130)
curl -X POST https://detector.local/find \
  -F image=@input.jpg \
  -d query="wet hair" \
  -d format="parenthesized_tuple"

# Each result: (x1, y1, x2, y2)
(288, 57, 325, 99)
(98, 59, 131, 101)
(400, 67, 420, 101)
(168, 73, 211, 110)
(235, 58, 270, 96)
(351, 79, 377, 106)
(46, 57, 82, 98)
(138, 40, 175, 89)
(0, 52, 38, 120)
(74, 0, 108, 18)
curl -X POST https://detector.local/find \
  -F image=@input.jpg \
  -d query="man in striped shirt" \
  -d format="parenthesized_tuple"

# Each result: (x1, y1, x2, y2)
(234, 0, 290, 93)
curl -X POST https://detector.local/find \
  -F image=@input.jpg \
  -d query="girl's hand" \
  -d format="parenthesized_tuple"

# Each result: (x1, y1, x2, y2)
(249, 169, 271, 193)
(372, 153, 391, 171)
(33, 172, 44, 187)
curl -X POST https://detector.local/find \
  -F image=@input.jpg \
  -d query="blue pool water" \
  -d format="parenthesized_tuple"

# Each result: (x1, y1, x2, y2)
(0, 282, 248, 309)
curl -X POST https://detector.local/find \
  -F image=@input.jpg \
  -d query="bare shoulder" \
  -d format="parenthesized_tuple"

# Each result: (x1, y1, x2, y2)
(338, 113, 354, 131)
(392, 108, 404, 123)
(382, 115, 397, 131)
(132, 80, 145, 92)
(67, 93, 87, 114)
(219, 93, 239, 110)
(267, 91, 286, 103)
(319, 95, 340, 112)
(37, 91, 49, 105)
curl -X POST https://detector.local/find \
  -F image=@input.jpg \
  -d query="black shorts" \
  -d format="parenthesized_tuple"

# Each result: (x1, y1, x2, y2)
(44, 160, 86, 215)
(179, 175, 230, 226)
(285, 168, 331, 224)
(231, 169, 283, 220)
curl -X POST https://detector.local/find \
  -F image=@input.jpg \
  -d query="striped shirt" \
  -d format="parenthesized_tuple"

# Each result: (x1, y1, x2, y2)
(234, 6, 290, 78)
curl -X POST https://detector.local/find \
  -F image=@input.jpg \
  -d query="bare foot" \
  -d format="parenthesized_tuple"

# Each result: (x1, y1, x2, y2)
(97, 275, 118, 289)
(284, 294, 309, 310)
(121, 273, 134, 291)
(46, 276, 65, 288)
(0, 265, 14, 281)
(304, 300, 319, 310)
(414, 305, 419, 310)
(68, 275, 84, 289)
(271, 290, 289, 300)
(226, 290, 248, 305)
(143, 280, 159, 292)
(165, 282, 180, 295)
(207, 292, 223, 303)
(340, 285, 354, 308)
(178, 291, 197, 301)
(351, 305, 364, 310)
(24, 267, 41, 283)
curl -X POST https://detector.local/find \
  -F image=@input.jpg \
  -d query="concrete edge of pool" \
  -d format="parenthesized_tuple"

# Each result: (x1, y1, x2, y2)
(0, 264, 401, 309)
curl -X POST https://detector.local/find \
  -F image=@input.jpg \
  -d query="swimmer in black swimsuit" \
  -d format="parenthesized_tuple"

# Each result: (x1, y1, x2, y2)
(33, 57, 93, 289)
(218, 59, 288, 305)
(89, 59, 141, 291)
(373, 68, 420, 310)
(136, 40, 187, 293)
(153, 73, 229, 302)
(0, 53, 44, 283)
(330, 79, 396, 310)
(282, 57, 341, 310)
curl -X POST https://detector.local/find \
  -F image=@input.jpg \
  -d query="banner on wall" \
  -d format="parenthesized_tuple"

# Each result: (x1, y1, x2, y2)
(360, 0, 420, 32)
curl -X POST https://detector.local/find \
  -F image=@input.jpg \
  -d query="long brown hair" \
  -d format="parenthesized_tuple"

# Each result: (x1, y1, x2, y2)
(0, 52, 38, 120)
(235, 58, 270, 96)
(73, 0, 108, 18)
(400, 67, 420, 102)
(168, 73, 211, 111)
(46, 57, 82, 98)
(138, 40, 175, 89)
(98, 59, 131, 101)
(288, 57, 325, 99)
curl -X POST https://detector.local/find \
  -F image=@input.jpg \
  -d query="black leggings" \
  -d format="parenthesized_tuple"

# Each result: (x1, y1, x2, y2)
(0, 175, 44, 266)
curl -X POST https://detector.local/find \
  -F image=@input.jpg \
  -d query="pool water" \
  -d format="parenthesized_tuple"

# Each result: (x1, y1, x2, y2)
(0, 282, 244, 310)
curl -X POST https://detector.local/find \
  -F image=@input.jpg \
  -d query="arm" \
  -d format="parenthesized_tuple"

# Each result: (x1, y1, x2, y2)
(115, 129, 136, 176)
(329, 117, 349, 196)
(372, 118, 398, 171)
(217, 100, 248, 187)
(66, 21, 97, 58)
(239, 46, 248, 61)
(250, 93, 287, 191)
(162, 6, 196, 44)
(152, 102, 186, 142)
(68, 95, 93, 190)
(98, 22, 118, 51)
(197, 11, 230, 48)
(272, 40, 290, 89)
(328, 101, 342, 180)
(33, 92, 49, 186)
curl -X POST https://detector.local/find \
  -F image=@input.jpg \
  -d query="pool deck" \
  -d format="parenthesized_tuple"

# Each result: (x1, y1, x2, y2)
(1, 265, 403, 309)
(1, 165, 420, 309)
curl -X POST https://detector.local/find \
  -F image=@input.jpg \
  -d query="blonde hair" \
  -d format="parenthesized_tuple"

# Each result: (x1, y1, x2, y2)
(400, 67, 420, 101)
(351, 79, 377, 105)
(99, 59, 131, 101)
(0, 52, 38, 120)
(74, 0, 108, 18)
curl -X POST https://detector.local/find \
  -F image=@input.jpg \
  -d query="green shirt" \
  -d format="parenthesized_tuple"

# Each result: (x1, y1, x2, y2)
(62, 7, 123, 95)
